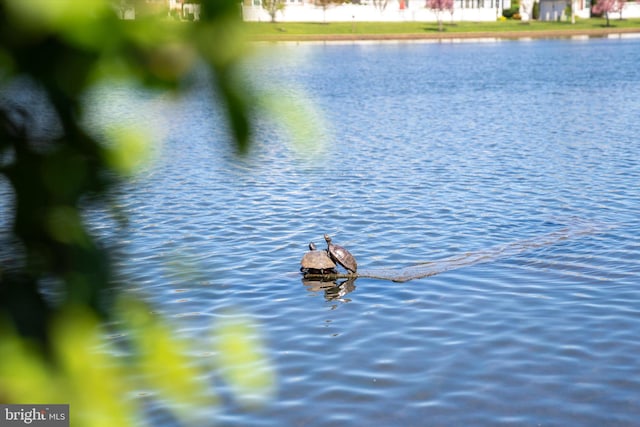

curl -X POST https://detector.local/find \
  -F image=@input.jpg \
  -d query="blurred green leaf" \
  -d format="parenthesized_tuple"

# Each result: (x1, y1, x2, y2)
(257, 87, 329, 156)
(52, 306, 136, 427)
(0, 322, 59, 403)
(0, 0, 281, 422)
(46, 206, 90, 246)
(104, 125, 153, 176)
(119, 299, 217, 424)
(215, 311, 276, 409)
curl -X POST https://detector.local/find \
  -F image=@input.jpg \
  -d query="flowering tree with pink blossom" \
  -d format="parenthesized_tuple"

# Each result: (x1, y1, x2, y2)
(592, 0, 626, 26)
(426, 0, 455, 31)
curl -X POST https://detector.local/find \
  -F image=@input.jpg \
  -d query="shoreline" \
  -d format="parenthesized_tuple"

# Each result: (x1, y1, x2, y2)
(250, 27, 640, 42)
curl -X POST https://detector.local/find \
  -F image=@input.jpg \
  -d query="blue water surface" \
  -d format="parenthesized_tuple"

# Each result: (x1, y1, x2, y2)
(6, 36, 640, 426)
(114, 37, 640, 427)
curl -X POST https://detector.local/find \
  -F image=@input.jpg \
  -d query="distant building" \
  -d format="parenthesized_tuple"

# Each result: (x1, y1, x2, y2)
(242, 0, 503, 22)
(538, 0, 590, 21)
(169, 0, 202, 20)
(112, 0, 201, 20)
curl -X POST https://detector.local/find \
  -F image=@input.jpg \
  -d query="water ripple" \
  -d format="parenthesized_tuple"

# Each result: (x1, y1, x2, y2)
(70, 39, 640, 426)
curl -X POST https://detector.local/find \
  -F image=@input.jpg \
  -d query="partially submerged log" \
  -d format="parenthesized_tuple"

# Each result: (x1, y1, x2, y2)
(301, 222, 604, 283)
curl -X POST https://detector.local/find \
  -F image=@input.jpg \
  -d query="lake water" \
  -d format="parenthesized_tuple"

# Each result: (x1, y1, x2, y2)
(5, 36, 640, 425)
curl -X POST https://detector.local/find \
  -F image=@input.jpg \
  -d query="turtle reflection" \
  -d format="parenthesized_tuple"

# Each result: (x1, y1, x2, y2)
(302, 277, 356, 301)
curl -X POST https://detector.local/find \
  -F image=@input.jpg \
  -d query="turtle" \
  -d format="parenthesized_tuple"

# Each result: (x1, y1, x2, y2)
(324, 234, 357, 273)
(300, 242, 336, 274)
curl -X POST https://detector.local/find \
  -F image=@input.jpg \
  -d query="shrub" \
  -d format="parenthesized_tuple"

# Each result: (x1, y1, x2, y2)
(503, 5, 519, 17)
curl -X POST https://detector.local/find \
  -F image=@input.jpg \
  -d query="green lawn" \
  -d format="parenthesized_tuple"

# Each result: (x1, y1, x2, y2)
(242, 18, 640, 38)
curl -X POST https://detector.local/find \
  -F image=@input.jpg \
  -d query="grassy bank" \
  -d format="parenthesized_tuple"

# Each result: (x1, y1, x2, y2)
(243, 18, 640, 40)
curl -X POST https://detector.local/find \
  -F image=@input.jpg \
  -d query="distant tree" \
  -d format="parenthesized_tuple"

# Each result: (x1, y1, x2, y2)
(372, 0, 390, 12)
(519, 0, 534, 20)
(114, 0, 134, 18)
(262, 0, 286, 22)
(426, 0, 454, 31)
(569, 0, 576, 23)
(315, 0, 342, 22)
(592, 0, 625, 26)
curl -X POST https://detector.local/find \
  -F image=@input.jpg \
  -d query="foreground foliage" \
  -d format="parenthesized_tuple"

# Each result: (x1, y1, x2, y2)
(0, 0, 273, 424)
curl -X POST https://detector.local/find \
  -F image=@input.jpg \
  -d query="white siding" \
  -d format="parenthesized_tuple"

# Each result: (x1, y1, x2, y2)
(243, 1, 502, 22)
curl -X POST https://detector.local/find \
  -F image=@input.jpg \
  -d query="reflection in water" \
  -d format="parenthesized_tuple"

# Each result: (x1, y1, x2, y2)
(302, 277, 357, 301)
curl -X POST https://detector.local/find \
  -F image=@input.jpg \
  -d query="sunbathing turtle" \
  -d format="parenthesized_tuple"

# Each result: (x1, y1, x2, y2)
(300, 242, 336, 274)
(324, 234, 357, 273)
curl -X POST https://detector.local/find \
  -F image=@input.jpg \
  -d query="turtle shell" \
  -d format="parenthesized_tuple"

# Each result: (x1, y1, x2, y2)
(300, 244, 336, 273)
(324, 234, 357, 273)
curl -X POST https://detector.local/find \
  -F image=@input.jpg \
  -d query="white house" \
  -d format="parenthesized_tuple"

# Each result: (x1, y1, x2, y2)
(538, 0, 591, 21)
(539, 0, 640, 21)
(538, 0, 568, 21)
(242, 0, 505, 22)
(168, 0, 202, 20)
